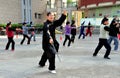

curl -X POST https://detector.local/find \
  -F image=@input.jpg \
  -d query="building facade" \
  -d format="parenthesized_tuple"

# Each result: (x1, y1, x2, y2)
(47, 0, 82, 26)
(78, 0, 120, 18)
(0, 0, 47, 24)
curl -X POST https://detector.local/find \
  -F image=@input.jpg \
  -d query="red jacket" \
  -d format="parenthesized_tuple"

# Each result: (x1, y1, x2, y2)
(6, 27, 14, 37)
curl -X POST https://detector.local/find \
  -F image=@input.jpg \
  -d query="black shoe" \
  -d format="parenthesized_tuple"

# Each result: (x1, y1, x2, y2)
(27, 43, 30, 45)
(39, 63, 45, 68)
(104, 57, 111, 59)
(39, 65, 45, 68)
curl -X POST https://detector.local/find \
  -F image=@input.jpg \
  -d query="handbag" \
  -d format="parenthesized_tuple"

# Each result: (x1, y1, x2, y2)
(49, 44, 57, 54)
(49, 43, 61, 62)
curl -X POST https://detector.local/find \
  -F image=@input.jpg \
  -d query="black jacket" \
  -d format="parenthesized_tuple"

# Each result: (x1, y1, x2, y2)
(71, 25, 76, 35)
(109, 19, 119, 37)
(42, 14, 66, 51)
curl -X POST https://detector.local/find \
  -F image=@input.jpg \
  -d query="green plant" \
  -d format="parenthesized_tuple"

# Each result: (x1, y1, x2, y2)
(0, 24, 6, 28)
(67, 0, 72, 4)
(35, 24, 44, 28)
(12, 24, 22, 29)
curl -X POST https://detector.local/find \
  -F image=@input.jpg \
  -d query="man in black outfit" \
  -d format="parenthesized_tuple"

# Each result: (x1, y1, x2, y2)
(108, 16, 119, 51)
(39, 11, 67, 74)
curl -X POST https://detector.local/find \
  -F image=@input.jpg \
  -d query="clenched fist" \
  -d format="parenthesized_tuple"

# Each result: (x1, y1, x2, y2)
(49, 38, 53, 44)
(63, 10, 67, 16)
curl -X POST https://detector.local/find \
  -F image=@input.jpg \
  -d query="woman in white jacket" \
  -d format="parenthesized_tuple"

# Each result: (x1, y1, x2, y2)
(93, 17, 111, 59)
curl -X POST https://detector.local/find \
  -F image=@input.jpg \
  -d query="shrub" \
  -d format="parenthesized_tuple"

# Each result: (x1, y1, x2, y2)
(0, 24, 6, 28)
(12, 24, 22, 29)
(0, 23, 22, 29)
(35, 24, 44, 28)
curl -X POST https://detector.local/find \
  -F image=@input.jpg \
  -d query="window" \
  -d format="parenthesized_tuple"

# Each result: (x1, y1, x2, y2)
(38, 14, 42, 19)
(29, 0, 31, 6)
(22, 0, 32, 22)
(51, 0, 55, 8)
(30, 10, 32, 20)
(23, 0, 25, 5)
(93, 13, 95, 17)
(24, 9, 26, 19)
(35, 13, 37, 19)
(99, 13, 102, 16)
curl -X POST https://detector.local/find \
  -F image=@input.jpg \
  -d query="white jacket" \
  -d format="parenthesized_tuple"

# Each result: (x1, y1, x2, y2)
(99, 24, 109, 39)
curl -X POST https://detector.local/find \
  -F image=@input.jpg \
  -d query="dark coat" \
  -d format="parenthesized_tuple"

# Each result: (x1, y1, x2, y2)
(42, 14, 66, 51)
(109, 19, 119, 37)
(71, 25, 76, 35)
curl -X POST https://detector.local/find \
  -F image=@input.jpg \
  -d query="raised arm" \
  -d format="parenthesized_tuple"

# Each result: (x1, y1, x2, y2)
(53, 10, 67, 28)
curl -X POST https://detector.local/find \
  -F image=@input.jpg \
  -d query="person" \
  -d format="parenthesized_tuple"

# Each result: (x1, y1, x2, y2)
(63, 21, 71, 47)
(118, 25, 120, 40)
(20, 22, 30, 45)
(86, 22, 92, 37)
(39, 11, 67, 74)
(71, 20, 76, 43)
(5, 22, 15, 51)
(29, 22, 36, 41)
(78, 21, 86, 39)
(108, 16, 120, 51)
(93, 17, 111, 59)
(118, 34, 120, 40)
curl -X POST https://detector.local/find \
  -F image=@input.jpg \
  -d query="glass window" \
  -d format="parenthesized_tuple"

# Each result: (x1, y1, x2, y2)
(23, 0, 25, 5)
(62, 0, 77, 7)
(24, 9, 26, 20)
(47, 0, 56, 9)
(62, 0, 67, 8)
(38, 14, 42, 19)
(35, 13, 37, 19)
(30, 10, 32, 20)
(51, 0, 55, 8)
(29, 0, 31, 6)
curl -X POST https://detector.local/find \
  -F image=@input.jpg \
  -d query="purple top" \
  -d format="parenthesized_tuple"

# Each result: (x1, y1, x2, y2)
(65, 25, 71, 35)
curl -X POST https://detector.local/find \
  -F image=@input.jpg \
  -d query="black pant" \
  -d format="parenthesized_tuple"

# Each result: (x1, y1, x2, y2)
(93, 39, 111, 57)
(63, 35, 71, 46)
(6, 37, 15, 50)
(78, 33, 85, 39)
(39, 51, 55, 70)
(71, 35, 75, 43)
(20, 34, 30, 44)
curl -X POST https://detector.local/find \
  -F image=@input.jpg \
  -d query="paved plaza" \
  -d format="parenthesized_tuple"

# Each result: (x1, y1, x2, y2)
(0, 34, 120, 78)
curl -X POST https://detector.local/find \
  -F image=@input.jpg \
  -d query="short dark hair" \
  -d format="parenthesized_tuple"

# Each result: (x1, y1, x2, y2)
(71, 20, 75, 26)
(66, 21, 70, 25)
(47, 12, 51, 16)
(23, 22, 27, 25)
(6, 22, 11, 27)
(101, 17, 108, 24)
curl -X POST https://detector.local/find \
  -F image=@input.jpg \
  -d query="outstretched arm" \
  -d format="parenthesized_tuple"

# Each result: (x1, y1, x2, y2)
(104, 26, 110, 31)
(53, 10, 67, 28)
